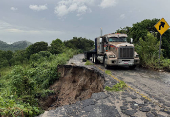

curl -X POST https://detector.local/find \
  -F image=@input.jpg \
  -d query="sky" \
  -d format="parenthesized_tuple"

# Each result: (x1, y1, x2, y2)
(0, 0, 170, 44)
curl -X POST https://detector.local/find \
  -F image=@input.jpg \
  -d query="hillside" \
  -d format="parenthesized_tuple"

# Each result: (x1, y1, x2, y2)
(0, 40, 32, 51)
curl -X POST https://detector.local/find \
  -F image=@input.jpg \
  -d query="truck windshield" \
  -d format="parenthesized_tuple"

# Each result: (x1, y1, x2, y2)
(108, 37, 127, 42)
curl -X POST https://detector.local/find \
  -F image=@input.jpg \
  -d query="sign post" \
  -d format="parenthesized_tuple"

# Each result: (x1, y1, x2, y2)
(159, 35, 162, 62)
(154, 18, 170, 65)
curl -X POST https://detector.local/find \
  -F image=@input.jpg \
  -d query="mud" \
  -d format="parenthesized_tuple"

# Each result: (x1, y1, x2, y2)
(39, 65, 104, 110)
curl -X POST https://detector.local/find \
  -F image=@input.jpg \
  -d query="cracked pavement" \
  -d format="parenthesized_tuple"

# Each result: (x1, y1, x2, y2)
(39, 54, 170, 117)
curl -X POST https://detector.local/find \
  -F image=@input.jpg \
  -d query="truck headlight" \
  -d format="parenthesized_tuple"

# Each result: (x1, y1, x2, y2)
(109, 55, 116, 58)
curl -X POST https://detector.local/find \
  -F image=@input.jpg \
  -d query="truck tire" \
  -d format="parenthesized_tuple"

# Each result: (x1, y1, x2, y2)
(86, 52, 91, 60)
(94, 54, 98, 64)
(92, 54, 94, 63)
(103, 56, 109, 69)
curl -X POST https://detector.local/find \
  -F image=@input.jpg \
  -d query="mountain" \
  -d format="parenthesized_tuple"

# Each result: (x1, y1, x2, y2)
(0, 40, 32, 51)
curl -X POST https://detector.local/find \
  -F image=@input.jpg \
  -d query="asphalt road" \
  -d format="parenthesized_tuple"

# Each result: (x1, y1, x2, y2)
(39, 54, 170, 117)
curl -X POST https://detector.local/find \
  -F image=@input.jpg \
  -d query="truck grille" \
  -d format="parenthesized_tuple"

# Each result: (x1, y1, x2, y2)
(119, 47, 134, 59)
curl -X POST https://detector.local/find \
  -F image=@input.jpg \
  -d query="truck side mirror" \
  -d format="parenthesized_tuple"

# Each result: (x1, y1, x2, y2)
(130, 38, 133, 44)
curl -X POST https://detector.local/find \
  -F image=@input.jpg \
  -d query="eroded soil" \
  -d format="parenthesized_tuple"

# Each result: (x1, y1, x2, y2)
(39, 65, 104, 110)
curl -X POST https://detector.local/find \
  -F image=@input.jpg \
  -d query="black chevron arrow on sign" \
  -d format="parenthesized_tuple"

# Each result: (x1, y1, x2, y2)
(159, 21, 165, 30)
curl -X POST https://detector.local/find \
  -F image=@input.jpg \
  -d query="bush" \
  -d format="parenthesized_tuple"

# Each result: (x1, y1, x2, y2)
(0, 94, 41, 116)
(135, 32, 160, 68)
(0, 48, 78, 116)
(10, 66, 36, 97)
(161, 59, 170, 70)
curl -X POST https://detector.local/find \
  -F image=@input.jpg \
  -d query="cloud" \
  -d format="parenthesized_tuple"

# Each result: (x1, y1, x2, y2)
(11, 7, 18, 11)
(68, 3, 78, 12)
(0, 20, 12, 29)
(29, 4, 48, 11)
(78, 5, 87, 13)
(4, 28, 64, 35)
(54, 0, 93, 17)
(54, 4, 69, 16)
(120, 14, 125, 19)
(99, 0, 117, 8)
(0, 20, 63, 35)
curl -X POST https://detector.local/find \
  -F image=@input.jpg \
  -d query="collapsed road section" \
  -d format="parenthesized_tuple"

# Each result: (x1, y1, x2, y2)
(39, 54, 170, 117)
(39, 65, 105, 110)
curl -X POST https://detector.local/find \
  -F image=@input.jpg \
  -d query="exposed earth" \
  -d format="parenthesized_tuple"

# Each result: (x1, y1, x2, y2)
(39, 65, 104, 110)
(38, 54, 170, 117)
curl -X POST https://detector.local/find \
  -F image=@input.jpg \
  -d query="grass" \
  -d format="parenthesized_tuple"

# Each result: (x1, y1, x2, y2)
(105, 70, 111, 75)
(105, 81, 127, 91)
(85, 60, 93, 65)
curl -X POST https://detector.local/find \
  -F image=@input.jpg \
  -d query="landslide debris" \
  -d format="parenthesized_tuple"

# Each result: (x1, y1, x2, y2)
(39, 65, 104, 110)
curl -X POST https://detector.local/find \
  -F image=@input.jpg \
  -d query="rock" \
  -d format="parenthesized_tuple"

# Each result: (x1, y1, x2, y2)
(146, 112, 155, 117)
(160, 108, 170, 115)
(130, 95, 137, 99)
(151, 110, 158, 116)
(165, 102, 170, 107)
(91, 92, 108, 100)
(120, 106, 128, 110)
(122, 110, 137, 116)
(83, 105, 95, 112)
(157, 114, 166, 117)
(139, 107, 151, 112)
(81, 99, 96, 108)
(130, 104, 138, 110)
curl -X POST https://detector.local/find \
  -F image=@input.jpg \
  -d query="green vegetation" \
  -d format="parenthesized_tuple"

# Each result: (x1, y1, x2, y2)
(135, 32, 160, 69)
(105, 70, 111, 75)
(64, 37, 94, 53)
(0, 37, 92, 116)
(116, 18, 170, 71)
(85, 60, 93, 65)
(49, 38, 65, 54)
(105, 70, 126, 91)
(105, 81, 127, 91)
(0, 40, 32, 51)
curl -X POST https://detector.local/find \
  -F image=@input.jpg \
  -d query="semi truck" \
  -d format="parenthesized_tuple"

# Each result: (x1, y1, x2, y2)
(84, 33, 140, 69)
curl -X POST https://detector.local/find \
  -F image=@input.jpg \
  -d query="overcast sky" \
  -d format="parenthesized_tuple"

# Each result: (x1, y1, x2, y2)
(0, 0, 170, 44)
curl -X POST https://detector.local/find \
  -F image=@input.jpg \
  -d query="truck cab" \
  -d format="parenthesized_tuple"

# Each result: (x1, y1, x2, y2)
(93, 33, 140, 69)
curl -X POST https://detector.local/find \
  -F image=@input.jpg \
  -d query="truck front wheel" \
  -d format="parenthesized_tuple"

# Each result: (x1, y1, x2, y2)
(103, 56, 109, 69)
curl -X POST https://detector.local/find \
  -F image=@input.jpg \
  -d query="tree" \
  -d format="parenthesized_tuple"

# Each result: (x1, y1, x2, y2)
(10, 50, 28, 65)
(116, 27, 132, 42)
(64, 37, 94, 52)
(4, 50, 13, 66)
(0, 50, 9, 68)
(49, 38, 64, 54)
(116, 26, 131, 34)
(130, 18, 160, 43)
(161, 29, 170, 58)
(135, 32, 160, 67)
(26, 41, 48, 58)
(128, 18, 170, 58)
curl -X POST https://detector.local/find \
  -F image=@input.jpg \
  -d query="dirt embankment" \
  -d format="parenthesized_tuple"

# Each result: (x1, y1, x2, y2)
(39, 65, 105, 110)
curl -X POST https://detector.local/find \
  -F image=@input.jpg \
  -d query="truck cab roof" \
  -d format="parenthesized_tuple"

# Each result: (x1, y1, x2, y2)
(102, 33, 127, 38)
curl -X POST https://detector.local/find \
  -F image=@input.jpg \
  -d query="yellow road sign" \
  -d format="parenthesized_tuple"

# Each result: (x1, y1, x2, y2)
(155, 18, 170, 35)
